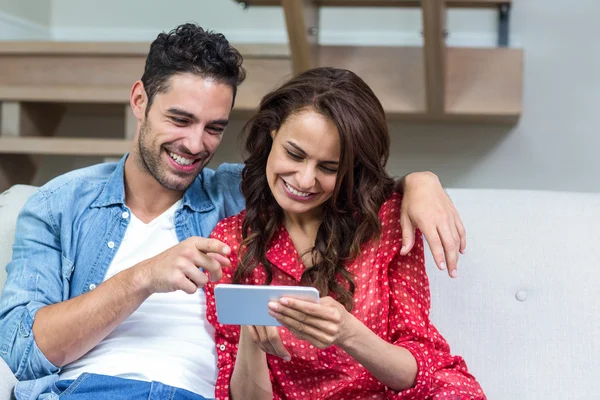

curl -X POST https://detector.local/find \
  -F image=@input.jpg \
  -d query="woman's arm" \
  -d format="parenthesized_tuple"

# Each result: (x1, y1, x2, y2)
(270, 295, 419, 391)
(337, 314, 418, 390)
(230, 327, 273, 400)
(206, 216, 287, 400)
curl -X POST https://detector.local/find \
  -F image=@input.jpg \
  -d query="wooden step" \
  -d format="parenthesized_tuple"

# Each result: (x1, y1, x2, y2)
(0, 43, 292, 111)
(0, 137, 131, 156)
(0, 45, 521, 123)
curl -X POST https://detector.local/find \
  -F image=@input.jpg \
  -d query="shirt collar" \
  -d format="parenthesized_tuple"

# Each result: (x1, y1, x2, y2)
(266, 224, 305, 282)
(91, 153, 215, 213)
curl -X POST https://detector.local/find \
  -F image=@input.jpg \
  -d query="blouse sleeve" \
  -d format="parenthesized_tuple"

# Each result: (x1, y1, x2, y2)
(380, 196, 485, 399)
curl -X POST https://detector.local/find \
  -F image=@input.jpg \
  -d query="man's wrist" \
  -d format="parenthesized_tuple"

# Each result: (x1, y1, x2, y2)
(121, 263, 153, 298)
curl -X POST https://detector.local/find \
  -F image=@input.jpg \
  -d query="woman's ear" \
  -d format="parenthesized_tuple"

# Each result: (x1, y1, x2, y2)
(270, 130, 277, 139)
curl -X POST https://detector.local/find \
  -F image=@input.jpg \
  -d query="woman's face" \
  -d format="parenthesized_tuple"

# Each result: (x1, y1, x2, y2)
(266, 109, 341, 220)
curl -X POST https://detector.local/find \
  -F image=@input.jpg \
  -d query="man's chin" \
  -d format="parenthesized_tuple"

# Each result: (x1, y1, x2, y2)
(157, 175, 197, 192)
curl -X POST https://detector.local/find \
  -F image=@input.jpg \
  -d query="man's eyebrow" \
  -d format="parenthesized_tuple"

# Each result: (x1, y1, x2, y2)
(166, 109, 229, 127)
(209, 119, 229, 127)
(167, 107, 196, 121)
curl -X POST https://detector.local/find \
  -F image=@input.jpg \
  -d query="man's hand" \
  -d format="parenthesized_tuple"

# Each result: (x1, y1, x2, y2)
(135, 237, 231, 295)
(399, 172, 466, 278)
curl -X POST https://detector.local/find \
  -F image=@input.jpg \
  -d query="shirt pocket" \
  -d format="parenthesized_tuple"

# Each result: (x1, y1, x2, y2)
(0, 310, 20, 356)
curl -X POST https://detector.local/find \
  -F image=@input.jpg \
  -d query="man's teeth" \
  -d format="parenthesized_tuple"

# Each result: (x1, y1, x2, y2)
(284, 181, 311, 197)
(169, 152, 194, 166)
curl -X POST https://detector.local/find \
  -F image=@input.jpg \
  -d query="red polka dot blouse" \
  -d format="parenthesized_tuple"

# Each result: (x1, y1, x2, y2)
(206, 193, 485, 399)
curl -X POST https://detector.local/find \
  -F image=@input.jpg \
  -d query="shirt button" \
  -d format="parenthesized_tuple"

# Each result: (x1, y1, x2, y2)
(515, 290, 527, 302)
(107, 241, 115, 249)
(219, 344, 226, 351)
(89, 284, 96, 290)
(121, 212, 129, 219)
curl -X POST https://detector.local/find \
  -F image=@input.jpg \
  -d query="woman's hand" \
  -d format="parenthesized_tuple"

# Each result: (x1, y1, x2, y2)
(241, 325, 291, 361)
(268, 296, 357, 349)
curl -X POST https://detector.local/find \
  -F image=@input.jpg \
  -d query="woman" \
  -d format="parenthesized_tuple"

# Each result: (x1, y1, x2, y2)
(205, 67, 484, 399)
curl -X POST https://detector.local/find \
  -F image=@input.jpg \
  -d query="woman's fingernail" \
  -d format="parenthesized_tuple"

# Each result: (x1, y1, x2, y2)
(268, 302, 278, 311)
(451, 269, 458, 278)
(440, 261, 447, 270)
(280, 298, 289, 305)
(283, 356, 291, 362)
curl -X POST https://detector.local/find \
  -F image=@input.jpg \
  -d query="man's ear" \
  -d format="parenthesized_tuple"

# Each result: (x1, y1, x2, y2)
(130, 80, 147, 120)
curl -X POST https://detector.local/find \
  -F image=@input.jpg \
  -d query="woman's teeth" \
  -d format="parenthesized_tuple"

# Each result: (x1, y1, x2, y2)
(169, 152, 194, 166)
(284, 181, 311, 197)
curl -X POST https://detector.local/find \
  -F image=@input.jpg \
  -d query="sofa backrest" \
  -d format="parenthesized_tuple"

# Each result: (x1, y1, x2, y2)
(426, 188, 600, 399)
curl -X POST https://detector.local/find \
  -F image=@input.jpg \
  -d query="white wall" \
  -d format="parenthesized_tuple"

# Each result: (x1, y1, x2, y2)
(0, 0, 51, 26)
(50, 0, 499, 46)
(22, 0, 600, 192)
(0, 0, 51, 39)
(385, 0, 600, 192)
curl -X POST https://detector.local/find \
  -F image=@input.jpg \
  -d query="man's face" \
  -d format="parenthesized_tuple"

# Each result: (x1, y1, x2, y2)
(135, 73, 233, 192)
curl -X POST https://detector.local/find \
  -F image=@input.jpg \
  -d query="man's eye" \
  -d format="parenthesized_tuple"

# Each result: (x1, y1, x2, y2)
(207, 127, 225, 135)
(171, 117, 188, 125)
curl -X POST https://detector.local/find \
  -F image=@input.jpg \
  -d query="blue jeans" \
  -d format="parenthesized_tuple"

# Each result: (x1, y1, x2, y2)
(45, 373, 211, 399)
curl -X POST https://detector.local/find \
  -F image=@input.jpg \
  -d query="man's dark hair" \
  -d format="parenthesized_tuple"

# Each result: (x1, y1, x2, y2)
(141, 23, 246, 114)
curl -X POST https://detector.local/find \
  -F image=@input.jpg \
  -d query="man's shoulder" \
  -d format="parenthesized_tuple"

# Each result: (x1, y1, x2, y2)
(37, 162, 117, 197)
(200, 163, 243, 185)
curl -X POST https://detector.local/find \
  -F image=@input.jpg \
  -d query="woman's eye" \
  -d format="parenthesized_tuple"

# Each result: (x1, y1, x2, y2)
(286, 151, 302, 160)
(320, 166, 338, 174)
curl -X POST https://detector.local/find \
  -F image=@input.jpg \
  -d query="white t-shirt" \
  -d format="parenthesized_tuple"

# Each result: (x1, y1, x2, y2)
(59, 200, 218, 398)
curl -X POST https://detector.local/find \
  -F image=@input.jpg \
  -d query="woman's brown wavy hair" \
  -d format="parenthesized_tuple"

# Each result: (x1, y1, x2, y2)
(235, 67, 395, 311)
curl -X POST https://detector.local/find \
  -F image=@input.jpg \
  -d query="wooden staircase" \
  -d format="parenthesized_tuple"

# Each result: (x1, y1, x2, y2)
(0, 1, 522, 191)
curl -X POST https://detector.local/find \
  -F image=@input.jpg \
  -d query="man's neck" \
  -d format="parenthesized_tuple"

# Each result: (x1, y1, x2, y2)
(123, 156, 184, 223)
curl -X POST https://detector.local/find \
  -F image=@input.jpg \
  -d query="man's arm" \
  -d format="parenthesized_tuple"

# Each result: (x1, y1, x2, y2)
(33, 236, 230, 368)
(0, 190, 66, 379)
(0, 190, 230, 379)
(32, 267, 149, 367)
(395, 171, 466, 278)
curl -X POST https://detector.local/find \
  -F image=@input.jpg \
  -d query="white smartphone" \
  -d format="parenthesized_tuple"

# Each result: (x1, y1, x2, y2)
(214, 283, 320, 326)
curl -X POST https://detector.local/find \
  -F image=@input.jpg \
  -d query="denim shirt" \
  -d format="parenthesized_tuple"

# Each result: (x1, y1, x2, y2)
(0, 155, 245, 398)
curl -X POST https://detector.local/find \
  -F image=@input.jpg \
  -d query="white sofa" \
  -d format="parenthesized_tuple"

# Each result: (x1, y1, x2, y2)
(1, 184, 599, 399)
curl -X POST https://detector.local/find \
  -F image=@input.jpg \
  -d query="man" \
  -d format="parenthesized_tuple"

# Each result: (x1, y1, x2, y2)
(0, 24, 465, 399)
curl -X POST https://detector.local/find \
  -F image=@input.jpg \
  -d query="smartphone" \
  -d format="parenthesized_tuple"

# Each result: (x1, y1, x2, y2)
(214, 283, 320, 326)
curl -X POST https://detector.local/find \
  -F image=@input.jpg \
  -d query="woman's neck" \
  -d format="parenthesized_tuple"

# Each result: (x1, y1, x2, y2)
(283, 211, 323, 268)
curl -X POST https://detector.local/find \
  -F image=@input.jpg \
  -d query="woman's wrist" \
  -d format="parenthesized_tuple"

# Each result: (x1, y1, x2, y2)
(337, 313, 369, 351)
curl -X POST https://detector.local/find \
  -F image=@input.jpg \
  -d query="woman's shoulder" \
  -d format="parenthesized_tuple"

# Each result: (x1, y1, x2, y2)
(378, 192, 403, 222)
(210, 210, 247, 244)
(375, 192, 404, 242)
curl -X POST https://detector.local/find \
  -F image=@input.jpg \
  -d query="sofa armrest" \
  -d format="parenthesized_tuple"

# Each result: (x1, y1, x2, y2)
(0, 356, 16, 400)
(0, 184, 39, 293)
